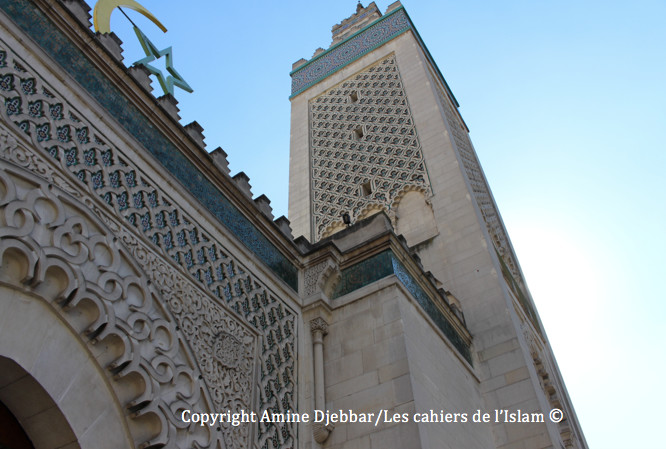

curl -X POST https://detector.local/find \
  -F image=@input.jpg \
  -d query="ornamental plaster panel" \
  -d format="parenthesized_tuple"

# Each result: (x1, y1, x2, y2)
(0, 41, 297, 448)
(309, 55, 432, 241)
(0, 158, 218, 448)
(303, 258, 341, 298)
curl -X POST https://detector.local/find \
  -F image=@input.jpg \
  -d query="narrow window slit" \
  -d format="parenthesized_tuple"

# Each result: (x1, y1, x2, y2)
(353, 126, 364, 140)
(361, 181, 372, 197)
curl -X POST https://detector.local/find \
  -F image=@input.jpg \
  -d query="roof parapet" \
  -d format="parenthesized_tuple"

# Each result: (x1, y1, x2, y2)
(331, 2, 382, 46)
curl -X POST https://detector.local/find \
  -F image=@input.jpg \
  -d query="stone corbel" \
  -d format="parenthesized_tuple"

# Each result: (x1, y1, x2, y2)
(310, 317, 333, 443)
(318, 261, 341, 299)
(304, 258, 341, 300)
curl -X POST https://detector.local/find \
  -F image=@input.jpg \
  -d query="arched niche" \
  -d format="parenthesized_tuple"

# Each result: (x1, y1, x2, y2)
(393, 189, 438, 247)
(0, 285, 134, 449)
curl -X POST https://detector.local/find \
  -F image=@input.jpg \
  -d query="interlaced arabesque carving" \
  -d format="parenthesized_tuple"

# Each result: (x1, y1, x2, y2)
(304, 260, 331, 297)
(0, 158, 217, 448)
(309, 55, 431, 240)
(98, 204, 257, 448)
(303, 258, 340, 298)
(434, 82, 522, 283)
(0, 46, 296, 449)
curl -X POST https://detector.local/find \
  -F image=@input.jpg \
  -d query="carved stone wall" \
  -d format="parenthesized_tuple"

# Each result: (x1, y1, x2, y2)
(303, 258, 340, 298)
(0, 38, 297, 449)
(433, 77, 523, 283)
(521, 320, 581, 449)
(0, 156, 216, 448)
(309, 55, 432, 240)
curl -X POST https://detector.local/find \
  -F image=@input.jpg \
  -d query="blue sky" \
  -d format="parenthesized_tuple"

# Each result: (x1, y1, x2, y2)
(96, 1, 666, 447)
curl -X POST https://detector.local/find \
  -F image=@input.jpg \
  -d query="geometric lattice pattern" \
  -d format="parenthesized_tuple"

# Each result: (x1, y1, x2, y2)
(291, 8, 410, 96)
(0, 46, 296, 449)
(309, 55, 431, 240)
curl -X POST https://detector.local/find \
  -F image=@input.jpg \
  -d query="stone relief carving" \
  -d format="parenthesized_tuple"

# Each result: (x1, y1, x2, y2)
(309, 316, 329, 335)
(0, 160, 222, 449)
(105, 214, 257, 448)
(0, 43, 297, 449)
(214, 331, 246, 369)
(303, 258, 341, 298)
(309, 55, 432, 241)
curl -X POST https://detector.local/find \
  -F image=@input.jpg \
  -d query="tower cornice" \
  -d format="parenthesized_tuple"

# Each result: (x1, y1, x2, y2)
(290, 4, 458, 108)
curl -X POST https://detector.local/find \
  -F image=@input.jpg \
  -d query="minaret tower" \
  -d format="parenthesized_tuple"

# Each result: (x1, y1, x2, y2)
(289, 2, 586, 448)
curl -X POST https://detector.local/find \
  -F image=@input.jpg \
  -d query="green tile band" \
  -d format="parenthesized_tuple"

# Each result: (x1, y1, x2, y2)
(333, 250, 471, 363)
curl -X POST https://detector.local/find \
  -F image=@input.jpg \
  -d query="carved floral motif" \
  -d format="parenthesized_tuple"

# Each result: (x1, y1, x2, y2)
(0, 43, 297, 449)
(309, 317, 329, 335)
(303, 258, 340, 298)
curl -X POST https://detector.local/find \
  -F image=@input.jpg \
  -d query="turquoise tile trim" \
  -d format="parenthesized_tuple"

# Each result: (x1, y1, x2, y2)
(331, 251, 394, 298)
(390, 255, 472, 364)
(289, 6, 460, 108)
(290, 8, 410, 97)
(2, 0, 298, 290)
(332, 250, 471, 364)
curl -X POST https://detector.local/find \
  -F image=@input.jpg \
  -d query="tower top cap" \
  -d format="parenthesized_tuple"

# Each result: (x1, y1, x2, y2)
(331, 1, 382, 45)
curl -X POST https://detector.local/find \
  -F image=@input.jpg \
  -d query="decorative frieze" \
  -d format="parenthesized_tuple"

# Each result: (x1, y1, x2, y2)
(291, 7, 411, 96)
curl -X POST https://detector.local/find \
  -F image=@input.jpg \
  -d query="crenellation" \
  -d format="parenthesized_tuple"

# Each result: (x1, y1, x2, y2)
(232, 171, 252, 197)
(128, 64, 152, 92)
(292, 58, 308, 71)
(156, 93, 180, 121)
(385, 1, 403, 14)
(253, 194, 274, 220)
(184, 120, 205, 148)
(209, 146, 231, 175)
(96, 31, 123, 63)
(61, 0, 91, 28)
(274, 215, 293, 239)
(331, 2, 382, 46)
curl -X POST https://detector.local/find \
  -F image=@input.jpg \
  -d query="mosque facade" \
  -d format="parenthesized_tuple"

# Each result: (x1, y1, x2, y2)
(0, 1, 586, 448)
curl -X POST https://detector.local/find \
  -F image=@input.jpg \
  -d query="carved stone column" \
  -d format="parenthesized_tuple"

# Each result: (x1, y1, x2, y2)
(310, 317, 333, 443)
